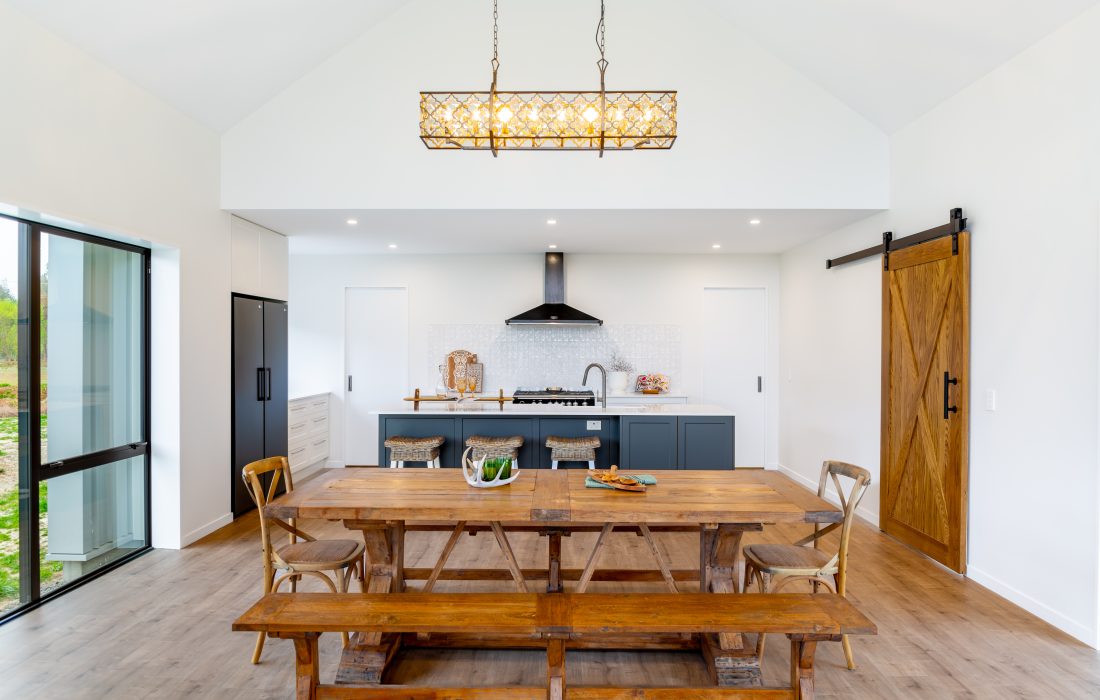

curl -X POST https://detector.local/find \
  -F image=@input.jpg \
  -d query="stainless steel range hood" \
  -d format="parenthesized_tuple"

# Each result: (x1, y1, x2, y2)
(505, 253, 603, 326)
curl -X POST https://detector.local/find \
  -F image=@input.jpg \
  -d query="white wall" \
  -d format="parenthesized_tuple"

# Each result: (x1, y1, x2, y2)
(222, 0, 888, 211)
(0, 3, 235, 548)
(780, 4, 1100, 646)
(290, 253, 781, 467)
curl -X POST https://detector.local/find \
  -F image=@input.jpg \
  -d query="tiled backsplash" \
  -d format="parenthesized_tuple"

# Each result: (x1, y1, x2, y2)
(425, 324, 682, 392)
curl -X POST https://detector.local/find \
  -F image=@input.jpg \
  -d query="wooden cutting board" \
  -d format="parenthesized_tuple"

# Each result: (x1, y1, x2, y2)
(445, 349, 477, 390)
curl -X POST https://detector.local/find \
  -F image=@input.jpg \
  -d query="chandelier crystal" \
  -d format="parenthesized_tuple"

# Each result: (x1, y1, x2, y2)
(419, 1, 677, 156)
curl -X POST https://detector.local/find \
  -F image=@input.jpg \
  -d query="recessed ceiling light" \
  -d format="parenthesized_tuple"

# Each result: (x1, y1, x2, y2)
(712, 244, 722, 249)
(347, 218, 358, 225)
(547, 219, 557, 225)
(749, 219, 761, 225)
(388, 243, 398, 249)
(548, 244, 558, 249)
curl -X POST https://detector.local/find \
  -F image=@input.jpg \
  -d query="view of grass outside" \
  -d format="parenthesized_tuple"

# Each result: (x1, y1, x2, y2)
(0, 275, 59, 614)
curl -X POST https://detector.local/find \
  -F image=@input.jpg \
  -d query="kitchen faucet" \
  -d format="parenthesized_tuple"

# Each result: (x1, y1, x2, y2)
(582, 362, 607, 409)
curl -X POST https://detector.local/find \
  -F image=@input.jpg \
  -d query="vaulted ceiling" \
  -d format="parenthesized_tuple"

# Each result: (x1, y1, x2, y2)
(6, 0, 1097, 133)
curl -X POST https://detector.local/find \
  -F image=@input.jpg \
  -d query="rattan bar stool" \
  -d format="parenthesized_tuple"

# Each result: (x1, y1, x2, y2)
(465, 435, 524, 470)
(546, 435, 600, 470)
(384, 435, 445, 468)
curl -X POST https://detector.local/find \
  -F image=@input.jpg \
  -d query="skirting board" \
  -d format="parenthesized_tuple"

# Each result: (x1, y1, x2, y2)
(777, 463, 879, 528)
(181, 512, 233, 548)
(777, 465, 1097, 648)
(967, 566, 1098, 648)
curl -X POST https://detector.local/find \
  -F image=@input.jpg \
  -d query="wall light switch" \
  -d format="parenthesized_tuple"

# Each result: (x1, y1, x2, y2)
(984, 389, 997, 412)
(586, 420, 602, 430)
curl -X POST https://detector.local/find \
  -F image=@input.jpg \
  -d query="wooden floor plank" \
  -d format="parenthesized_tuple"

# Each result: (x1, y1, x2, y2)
(1, 481, 1098, 698)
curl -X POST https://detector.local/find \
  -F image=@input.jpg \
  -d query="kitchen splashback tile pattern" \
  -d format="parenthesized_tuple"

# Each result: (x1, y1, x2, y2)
(426, 324, 682, 392)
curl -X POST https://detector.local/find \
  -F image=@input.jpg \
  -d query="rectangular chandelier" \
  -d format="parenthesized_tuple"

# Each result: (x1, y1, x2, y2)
(419, 90, 677, 152)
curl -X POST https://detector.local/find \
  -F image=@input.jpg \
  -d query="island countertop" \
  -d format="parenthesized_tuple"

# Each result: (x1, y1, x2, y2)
(371, 402, 734, 417)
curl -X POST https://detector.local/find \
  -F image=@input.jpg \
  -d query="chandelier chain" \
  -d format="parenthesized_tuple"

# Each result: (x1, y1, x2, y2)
(596, 0, 608, 79)
(491, 0, 500, 82)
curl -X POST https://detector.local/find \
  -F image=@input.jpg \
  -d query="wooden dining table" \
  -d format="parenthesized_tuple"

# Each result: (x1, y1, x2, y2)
(265, 467, 842, 686)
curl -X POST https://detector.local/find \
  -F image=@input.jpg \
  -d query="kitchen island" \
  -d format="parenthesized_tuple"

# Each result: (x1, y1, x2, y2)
(374, 403, 735, 470)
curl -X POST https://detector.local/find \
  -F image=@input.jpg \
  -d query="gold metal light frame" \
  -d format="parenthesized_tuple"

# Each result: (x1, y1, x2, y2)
(419, 1, 677, 156)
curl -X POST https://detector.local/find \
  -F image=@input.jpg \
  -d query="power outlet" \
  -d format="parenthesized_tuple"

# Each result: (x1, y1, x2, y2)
(586, 420, 602, 430)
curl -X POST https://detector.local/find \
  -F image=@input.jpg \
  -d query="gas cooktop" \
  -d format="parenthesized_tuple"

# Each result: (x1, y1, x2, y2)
(513, 387, 596, 406)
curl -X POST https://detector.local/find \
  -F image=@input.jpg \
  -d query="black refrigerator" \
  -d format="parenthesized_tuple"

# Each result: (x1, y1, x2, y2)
(231, 294, 289, 517)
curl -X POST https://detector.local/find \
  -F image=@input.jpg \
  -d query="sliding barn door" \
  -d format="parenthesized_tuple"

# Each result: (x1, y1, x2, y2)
(881, 232, 970, 573)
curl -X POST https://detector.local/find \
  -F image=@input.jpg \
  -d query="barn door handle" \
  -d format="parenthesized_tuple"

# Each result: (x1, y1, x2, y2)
(757, 376, 762, 393)
(256, 368, 265, 402)
(348, 375, 353, 392)
(943, 371, 958, 419)
(265, 368, 272, 401)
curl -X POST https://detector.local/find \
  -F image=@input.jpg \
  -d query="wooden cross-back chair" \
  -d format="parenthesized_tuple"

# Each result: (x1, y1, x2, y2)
(242, 456, 365, 664)
(743, 459, 871, 670)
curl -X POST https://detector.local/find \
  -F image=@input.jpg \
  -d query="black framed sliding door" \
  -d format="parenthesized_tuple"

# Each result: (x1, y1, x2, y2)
(0, 213, 151, 623)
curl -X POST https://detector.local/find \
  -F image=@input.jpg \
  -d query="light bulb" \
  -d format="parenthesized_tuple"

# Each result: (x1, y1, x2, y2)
(443, 108, 454, 121)
(528, 107, 539, 120)
(497, 106, 513, 123)
(583, 106, 600, 123)
(643, 109, 654, 121)
(556, 109, 567, 122)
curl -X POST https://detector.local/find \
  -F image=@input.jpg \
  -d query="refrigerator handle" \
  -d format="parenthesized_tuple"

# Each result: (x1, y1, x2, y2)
(265, 368, 272, 401)
(256, 368, 265, 401)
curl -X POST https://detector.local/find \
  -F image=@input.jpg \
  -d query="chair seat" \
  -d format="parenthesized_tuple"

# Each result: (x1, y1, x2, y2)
(743, 544, 838, 576)
(466, 435, 524, 449)
(385, 435, 445, 449)
(276, 539, 363, 569)
(545, 435, 600, 449)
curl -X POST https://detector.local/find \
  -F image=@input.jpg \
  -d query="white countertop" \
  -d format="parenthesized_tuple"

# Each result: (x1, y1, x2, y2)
(373, 402, 734, 417)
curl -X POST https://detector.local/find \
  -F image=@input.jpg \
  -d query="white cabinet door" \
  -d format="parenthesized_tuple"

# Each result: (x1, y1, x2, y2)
(230, 218, 260, 295)
(258, 228, 288, 300)
(701, 288, 767, 467)
(345, 287, 408, 465)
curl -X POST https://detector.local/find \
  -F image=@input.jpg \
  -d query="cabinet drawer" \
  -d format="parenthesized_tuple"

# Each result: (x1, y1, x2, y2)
(305, 436, 329, 466)
(305, 413, 328, 435)
(288, 443, 311, 468)
(288, 417, 311, 440)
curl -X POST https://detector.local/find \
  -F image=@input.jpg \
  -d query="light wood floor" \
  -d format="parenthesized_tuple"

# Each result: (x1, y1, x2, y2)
(1, 486, 1098, 698)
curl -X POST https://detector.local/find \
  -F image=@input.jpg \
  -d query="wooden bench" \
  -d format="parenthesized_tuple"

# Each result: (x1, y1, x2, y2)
(233, 592, 876, 699)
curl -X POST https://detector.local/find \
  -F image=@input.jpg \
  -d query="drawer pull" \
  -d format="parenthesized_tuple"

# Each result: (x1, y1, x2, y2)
(290, 447, 307, 455)
(313, 439, 327, 447)
(290, 405, 306, 412)
(312, 416, 326, 423)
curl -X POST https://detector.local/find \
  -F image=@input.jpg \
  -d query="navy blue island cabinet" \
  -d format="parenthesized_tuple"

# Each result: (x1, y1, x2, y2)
(378, 413, 734, 470)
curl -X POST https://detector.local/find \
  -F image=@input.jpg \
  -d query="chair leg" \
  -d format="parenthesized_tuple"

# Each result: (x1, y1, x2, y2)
(389, 461, 397, 468)
(588, 460, 595, 470)
(335, 567, 350, 649)
(251, 631, 267, 665)
(432, 457, 440, 468)
(754, 568, 769, 659)
(551, 460, 558, 470)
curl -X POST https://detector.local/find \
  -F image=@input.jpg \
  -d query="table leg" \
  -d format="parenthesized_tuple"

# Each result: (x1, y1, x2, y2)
(490, 521, 530, 592)
(337, 520, 403, 684)
(703, 522, 765, 688)
(547, 530, 563, 593)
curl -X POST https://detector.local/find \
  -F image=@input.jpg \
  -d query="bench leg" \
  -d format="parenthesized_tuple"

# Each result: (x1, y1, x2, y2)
(790, 638, 817, 700)
(547, 638, 565, 700)
(292, 633, 320, 700)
